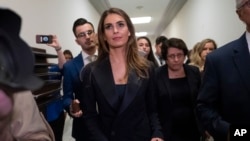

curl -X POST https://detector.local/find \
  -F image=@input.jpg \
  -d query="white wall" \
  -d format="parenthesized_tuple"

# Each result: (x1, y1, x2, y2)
(3, 0, 247, 54)
(1, 0, 100, 62)
(162, 0, 246, 49)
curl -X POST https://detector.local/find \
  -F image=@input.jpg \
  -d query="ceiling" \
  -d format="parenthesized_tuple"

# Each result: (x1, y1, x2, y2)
(89, 0, 187, 41)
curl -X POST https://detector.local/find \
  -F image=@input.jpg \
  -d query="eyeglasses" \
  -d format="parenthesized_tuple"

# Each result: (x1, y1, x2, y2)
(167, 53, 184, 60)
(77, 30, 94, 38)
(238, 0, 250, 9)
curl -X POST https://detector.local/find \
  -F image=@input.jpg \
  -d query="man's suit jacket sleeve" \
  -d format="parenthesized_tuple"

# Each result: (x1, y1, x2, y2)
(63, 63, 74, 113)
(196, 55, 230, 139)
(80, 64, 109, 141)
(147, 67, 164, 139)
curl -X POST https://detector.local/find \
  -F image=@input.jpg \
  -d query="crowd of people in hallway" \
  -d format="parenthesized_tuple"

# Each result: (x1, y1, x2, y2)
(1, 0, 250, 140)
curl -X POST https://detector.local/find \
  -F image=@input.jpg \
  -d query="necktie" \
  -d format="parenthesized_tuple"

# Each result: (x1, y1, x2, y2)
(88, 55, 97, 63)
(91, 55, 97, 62)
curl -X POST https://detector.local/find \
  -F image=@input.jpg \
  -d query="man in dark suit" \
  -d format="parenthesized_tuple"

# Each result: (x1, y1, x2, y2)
(196, 0, 250, 140)
(154, 36, 168, 66)
(63, 18, 97, 141)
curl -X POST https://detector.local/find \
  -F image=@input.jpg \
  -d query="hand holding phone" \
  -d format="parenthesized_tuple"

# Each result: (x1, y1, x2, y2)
(36, 35, 53, 44)
(71, 99, 80, 113)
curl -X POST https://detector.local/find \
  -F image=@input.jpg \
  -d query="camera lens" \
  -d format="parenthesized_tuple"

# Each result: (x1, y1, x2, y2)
(42, 36, 49, 42)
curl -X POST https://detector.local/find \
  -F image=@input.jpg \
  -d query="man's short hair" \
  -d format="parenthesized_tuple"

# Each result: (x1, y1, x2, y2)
(72, 18, 95, 37)
(155, 36, 168, 45)
(236, 0, 247, 9)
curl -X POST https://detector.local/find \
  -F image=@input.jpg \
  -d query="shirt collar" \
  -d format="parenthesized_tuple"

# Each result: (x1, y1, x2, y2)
(81, 50, 90, 61)
(81, 50, 98, 63)
(246, 31, 250, 53)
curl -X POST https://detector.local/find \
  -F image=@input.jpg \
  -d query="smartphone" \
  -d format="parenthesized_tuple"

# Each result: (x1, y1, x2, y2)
(36, 35, 53, 44)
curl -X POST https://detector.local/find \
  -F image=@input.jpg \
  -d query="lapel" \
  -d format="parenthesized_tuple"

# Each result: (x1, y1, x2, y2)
(232, 34, 250, 93)
(93, 57, 141, 114)
(93, 57, 119, 111)
(73, 53, 84, 74)
(159, 65, 172, 101)
(118, 69, 141, 114)
(183, 64, 199, 105)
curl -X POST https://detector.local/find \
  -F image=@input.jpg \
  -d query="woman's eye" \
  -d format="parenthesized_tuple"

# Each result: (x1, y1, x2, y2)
(118, 23, 124, 27)
(105, 25, 112, 30)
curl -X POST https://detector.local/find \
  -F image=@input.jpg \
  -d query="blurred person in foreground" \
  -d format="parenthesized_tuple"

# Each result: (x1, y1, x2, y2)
(197, 0, 250, 140)
(0, 8, 54, 141)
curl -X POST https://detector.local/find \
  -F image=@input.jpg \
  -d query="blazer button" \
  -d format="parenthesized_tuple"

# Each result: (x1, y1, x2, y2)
(111, 131, 115, 136)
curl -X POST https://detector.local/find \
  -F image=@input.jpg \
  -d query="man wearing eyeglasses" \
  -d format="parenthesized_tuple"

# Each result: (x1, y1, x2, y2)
(197, 0, 250, 140)
(63, 18, 98, 141)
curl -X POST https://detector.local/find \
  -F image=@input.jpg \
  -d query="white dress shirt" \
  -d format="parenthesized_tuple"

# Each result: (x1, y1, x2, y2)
(246, 31, 250, 53)
(81, 50, 98, 66)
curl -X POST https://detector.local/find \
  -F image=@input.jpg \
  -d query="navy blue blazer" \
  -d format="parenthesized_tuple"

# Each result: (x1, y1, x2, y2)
(155, 64, 201, 140)
(80, 57, 163, 141)
(46, 65, 63, 122)
(197, 33, 250, 140)
(63, 53, 88, 139)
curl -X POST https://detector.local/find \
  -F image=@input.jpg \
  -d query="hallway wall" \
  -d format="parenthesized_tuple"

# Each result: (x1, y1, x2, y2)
(162, 0, 245, 49)
(3, 0, 244, 51)
(1, 0, 100, 59)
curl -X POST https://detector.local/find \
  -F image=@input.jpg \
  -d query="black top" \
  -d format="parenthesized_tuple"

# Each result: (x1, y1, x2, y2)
(115, 84, 126, 100)
(169, 77, 199, 141)
(155, 64, 201, 141)
(115, 84, 126, 112)
(80, 57, 164, 141)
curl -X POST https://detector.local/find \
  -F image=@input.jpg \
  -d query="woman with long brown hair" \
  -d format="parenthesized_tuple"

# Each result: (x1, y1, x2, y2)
(80, 8, 163, 141)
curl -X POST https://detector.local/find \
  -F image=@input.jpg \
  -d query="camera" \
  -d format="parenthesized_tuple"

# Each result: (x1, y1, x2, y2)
(36, 35, 53, 44)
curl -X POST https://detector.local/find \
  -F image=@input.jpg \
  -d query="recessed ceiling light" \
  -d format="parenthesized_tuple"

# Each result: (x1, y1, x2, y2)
(131, 17, 151, 24)
(135, 32, 147, 36)
(136, 5, 143, 10)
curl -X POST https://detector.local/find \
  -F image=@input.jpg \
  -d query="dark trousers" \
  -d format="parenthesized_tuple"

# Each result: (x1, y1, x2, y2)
(49, 111, 66, 141)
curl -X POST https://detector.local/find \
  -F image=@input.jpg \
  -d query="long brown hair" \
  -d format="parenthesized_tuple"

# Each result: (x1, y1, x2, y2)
(97, 7, 149, 78)
(137, 36, 159, 67)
